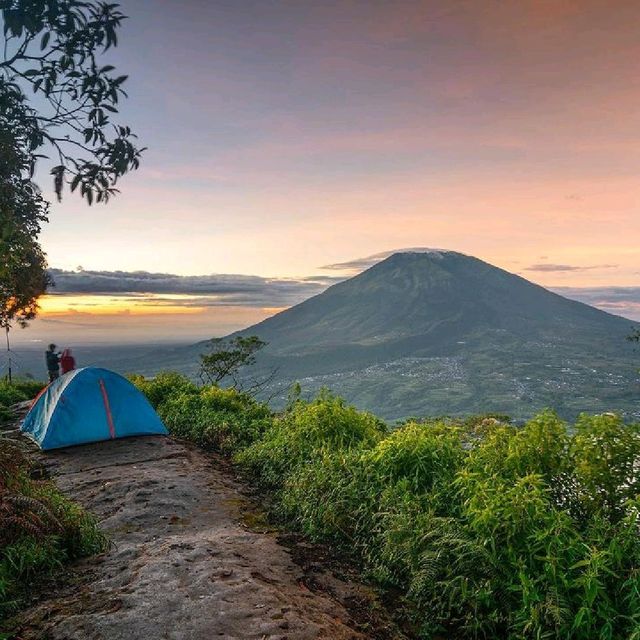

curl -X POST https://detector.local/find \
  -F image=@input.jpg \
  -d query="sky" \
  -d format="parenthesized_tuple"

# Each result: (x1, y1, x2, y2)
(9, 0, 640, 345)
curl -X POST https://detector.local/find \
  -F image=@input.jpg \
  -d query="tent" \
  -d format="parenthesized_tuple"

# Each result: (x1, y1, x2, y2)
(22, 367, 168, 450)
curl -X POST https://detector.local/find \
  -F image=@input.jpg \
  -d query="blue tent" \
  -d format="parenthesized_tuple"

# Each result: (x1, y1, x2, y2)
(22, 367, 168, 450)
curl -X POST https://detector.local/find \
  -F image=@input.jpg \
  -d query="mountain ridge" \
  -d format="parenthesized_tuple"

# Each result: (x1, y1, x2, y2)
(82, 251, 635, 421)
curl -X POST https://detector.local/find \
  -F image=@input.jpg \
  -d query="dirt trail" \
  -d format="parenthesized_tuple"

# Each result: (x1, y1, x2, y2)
(15, 436, 402, 640)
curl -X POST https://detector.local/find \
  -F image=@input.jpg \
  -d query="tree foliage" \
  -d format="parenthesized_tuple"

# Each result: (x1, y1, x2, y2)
(0, 221, 50, 330)
(0, 1, 142, 340)
(0, 0, 144, 203)
(199, 336, 267, 387)
(0, 126, 51, 332)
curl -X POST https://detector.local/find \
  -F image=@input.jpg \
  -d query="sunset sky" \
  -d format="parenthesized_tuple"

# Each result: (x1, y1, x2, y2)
(13, 0, 640, 345)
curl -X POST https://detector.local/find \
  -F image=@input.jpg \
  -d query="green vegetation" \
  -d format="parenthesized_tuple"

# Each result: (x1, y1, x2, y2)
(1, 1, 143, 203)
(0, 378, 43, 423)
(1, 1, 144, 361)
(0, 438, 106, 628)
(130, 372, 272, 455)
(134, 373, 640, 639)
(199, 335, 267, 387)
(0, 380, 106, 629)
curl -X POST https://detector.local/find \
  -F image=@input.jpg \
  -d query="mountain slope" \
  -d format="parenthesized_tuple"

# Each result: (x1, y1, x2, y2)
(246, 251, 624, 354)
(227, 251, 638, 420)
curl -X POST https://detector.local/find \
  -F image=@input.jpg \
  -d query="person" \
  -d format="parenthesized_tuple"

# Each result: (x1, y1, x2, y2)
(60, 348, 76, 374)
(45, 344, 60, 382)
(60, 348, 76, 375)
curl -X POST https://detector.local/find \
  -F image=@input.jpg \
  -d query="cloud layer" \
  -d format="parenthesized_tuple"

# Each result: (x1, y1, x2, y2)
(551, 286, 640, 322)
(320, 248, 452, 271)
(526, 264, 618, 273)
(48, 268, 342, 307)
(46, 265, 640, 323)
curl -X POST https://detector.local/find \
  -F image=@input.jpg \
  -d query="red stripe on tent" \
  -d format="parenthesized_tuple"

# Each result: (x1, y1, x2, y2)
(99, 379, 116, 439)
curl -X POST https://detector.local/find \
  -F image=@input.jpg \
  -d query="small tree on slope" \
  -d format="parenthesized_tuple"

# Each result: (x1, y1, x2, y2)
(199, 336, 274, 396)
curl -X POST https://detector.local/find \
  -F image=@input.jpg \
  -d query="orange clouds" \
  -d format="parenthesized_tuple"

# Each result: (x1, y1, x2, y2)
(19, 300, 283, 345)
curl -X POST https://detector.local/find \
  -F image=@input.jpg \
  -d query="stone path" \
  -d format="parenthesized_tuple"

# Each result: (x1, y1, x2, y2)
(15, 436, 401, 640)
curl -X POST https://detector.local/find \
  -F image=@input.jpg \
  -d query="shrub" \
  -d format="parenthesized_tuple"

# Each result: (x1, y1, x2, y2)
(131, 372, 640, 639)
(247, 409, 640, 639)
(279, 449, 365, 541)
(128, 372, 198, 410)
(158, 385, 272, 455)
(361, 420, 464, 497)
(236, 390, 385, 488)
(570, 413, 640, 522)
(131, 373, 274, 455)
(0, 379, 44, 424)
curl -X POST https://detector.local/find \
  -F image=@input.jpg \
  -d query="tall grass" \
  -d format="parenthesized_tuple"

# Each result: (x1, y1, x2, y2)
(134, 373, 640, 639)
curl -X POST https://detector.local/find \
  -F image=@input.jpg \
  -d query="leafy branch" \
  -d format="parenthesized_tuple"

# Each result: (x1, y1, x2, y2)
(0, 1, 144, 204)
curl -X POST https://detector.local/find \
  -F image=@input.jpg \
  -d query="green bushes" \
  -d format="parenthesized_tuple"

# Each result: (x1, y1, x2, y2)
(128, 372, 198, 410)
(131, 373, 272, 455)
(132, 373, 640, 639)
(1, 380, 105, 625)
(0, 379, 44, 423)
(158, 386, 272, 455)
(237, 390, 384, 488)
(0, 440, 106, 624)
(570, 413, 640, 522)
(245, 409, 640, 639)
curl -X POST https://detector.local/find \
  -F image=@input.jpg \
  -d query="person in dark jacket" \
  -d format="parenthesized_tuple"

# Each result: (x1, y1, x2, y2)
(45, 344, 60, 382)
(60, 348, 76, 374)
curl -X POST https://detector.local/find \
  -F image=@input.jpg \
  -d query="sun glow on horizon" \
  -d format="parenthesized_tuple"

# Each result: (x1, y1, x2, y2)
(39, 294, 209, 316)
(16, 296, 289, 346)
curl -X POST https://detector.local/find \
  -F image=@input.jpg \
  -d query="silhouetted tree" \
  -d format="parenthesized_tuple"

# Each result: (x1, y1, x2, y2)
(0, 214, 50, 382)
(0, 124, 51, 379)
(0, 221, 50, 329)
(200, 336, 268, 387)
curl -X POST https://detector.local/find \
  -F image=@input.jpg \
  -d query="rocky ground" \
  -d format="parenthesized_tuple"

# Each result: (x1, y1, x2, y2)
(11, 433, 405, 640)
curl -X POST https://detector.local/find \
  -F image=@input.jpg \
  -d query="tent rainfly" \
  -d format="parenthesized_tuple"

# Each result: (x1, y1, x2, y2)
(22, 367, 168, 450)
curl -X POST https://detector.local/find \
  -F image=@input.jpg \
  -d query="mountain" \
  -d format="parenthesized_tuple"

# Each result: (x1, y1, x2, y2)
(226, 251, 639, 420)
(81, 251, 637, 421)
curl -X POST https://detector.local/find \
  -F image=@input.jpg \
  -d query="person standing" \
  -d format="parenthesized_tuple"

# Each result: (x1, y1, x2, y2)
(45, 344, 60, 382)
(60, 348, 76, 374)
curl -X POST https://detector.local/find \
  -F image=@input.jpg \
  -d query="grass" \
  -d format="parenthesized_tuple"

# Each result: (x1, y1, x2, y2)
(130, 373, 272, 455)
(135, 373, 640, 639)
